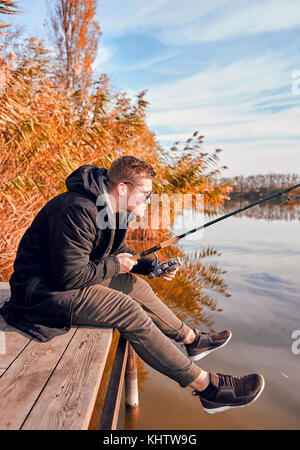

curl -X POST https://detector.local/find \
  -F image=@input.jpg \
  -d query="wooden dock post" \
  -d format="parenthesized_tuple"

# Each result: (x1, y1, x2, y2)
(125, 344, 139, 408)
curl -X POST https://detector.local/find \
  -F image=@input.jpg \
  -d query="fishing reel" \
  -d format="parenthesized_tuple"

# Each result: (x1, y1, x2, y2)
(148, 251, 183, 279)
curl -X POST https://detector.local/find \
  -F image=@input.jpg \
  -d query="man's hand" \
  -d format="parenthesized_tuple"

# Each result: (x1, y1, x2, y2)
(116, 253, 138, 273)
(163, 267, 178, 281)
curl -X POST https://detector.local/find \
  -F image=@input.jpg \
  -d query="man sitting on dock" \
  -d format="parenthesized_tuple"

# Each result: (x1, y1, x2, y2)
(0, 155, 265, 414)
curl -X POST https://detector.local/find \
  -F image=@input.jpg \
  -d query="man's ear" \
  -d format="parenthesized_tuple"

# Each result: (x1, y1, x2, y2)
(117, 182, 128, 198)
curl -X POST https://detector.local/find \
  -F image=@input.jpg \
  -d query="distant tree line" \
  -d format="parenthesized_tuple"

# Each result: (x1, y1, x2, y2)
(220, 173, 300, 199)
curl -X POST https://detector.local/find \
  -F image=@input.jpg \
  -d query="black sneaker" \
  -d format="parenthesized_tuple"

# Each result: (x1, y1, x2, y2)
(184, 329, 232, 360)
(193, 372, 265, 414)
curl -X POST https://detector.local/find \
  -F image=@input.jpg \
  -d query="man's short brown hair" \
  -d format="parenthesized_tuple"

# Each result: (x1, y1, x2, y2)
(107, 155, 156, 187)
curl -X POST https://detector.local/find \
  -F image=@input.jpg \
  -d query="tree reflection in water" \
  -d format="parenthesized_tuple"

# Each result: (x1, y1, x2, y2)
(127, 241, 231, 332)
(221, 196, 300, 222)
(125, 239, 231, 396)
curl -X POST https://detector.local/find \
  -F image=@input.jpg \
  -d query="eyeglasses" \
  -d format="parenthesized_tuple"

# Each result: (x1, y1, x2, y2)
(123, 181, 153, 202)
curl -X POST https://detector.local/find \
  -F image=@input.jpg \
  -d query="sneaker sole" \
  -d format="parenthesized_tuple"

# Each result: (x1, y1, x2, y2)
(202, 377, 265, 414)
(189, 330, 232, 361)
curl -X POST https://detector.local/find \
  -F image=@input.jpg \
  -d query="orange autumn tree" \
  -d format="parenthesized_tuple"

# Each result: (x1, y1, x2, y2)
(0, 39, 155, 278)
(46, 0, 101, 102)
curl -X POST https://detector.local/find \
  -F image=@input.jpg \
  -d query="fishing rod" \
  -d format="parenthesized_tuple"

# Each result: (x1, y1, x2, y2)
(131, 183, 300, 278)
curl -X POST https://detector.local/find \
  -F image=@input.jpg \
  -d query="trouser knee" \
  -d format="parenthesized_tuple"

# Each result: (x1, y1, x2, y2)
(112, 294, 154, 339)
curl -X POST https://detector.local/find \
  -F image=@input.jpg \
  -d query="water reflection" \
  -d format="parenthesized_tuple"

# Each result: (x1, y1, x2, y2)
(220, 196, 300, 222)
(127, 241, 230, 332)
(124, 405, 140, 430)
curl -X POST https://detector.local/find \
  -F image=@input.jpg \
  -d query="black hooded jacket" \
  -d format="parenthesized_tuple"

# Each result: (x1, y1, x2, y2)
(0, 165, 155, 341)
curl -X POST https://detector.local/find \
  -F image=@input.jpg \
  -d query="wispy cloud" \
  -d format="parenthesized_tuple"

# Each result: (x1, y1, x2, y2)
(165, 52, 291, 95)
(109, 50, 179, 73)
(99, 0, 225, 37)
(100, 0, 300, 44)
(157, 0, 300, 44)
(93, 43, 114, 72)
(143, 50, 300, 175)
(147, 52, 298, 126)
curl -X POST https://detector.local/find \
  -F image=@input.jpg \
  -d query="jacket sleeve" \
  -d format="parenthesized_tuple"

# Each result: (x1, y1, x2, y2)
(112, 242, 155, 276)
(49, 203, 120, 290)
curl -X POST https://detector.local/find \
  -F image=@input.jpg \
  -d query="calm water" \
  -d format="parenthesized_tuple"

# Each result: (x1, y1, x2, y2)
(118, 201, 300, 430)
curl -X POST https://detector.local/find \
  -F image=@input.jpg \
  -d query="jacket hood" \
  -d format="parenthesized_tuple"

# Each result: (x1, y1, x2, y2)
(65, 164, 136, 224)
(65, 165, 107, 200)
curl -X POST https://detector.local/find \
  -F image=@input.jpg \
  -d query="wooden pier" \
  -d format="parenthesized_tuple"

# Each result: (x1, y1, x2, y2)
(0, 282, 139, 430)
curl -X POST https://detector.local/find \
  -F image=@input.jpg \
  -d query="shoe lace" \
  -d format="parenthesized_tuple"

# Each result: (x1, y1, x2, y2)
(217, 373, 235, 387)
(192, 373, 236, 397)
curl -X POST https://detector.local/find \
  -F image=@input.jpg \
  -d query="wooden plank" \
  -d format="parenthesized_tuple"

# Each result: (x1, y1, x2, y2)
(0, 285, 32, 370)
(0, 327, 77, 430)
(0, 284, 10, 337)
(0, 324, 32, 370)
(88, 330, 120, 430)
(22, 327, 113, 430)
(0, 283, 10, 308)
(0, 369, 5, 377)
(0, 317, 8, 368)
(99, 336, 129, 430)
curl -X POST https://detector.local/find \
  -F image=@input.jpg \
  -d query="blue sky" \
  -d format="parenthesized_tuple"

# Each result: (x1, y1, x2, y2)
(7, 0, 300, 177)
